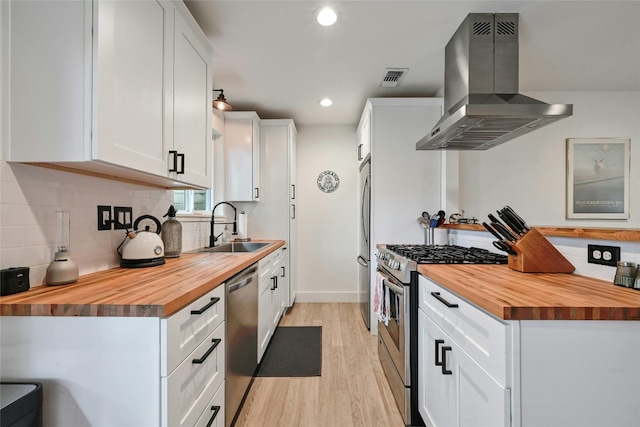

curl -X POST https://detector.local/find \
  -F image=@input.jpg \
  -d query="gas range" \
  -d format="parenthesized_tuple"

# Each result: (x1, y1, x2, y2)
(376, 244, 507, 283)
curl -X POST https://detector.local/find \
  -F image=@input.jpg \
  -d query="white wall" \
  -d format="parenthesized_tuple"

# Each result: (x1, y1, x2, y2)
(456, 91, 640, 228)
(295, 125, 358, 302)
(450, 90, 640, 281)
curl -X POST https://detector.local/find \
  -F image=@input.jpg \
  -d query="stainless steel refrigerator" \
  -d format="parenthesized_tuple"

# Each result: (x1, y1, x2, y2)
(358, 155, 371, 329)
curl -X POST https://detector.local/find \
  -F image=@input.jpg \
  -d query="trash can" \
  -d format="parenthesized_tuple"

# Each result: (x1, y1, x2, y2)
(0, 383, 43, 427)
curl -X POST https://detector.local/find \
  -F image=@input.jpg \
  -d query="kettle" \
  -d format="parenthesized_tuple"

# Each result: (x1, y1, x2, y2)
(118, 215, 166, 268)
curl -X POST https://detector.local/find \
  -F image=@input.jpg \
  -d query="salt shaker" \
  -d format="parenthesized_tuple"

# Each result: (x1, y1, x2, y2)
(633, 265, 640, 290)
(613, 261, 636, 288)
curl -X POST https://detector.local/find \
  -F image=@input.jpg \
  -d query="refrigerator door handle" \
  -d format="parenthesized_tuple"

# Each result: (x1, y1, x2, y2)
(357, 255, 369, 267)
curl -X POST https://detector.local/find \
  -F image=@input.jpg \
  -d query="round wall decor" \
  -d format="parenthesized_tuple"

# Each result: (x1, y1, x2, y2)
(317, 170, 340, 193)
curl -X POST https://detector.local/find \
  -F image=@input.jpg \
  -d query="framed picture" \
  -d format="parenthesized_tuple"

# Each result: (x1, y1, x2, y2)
(566, 138, 630, 219)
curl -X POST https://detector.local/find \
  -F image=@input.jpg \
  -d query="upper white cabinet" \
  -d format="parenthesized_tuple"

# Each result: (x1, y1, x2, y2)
(356, 105, 371, 164)
(3, 0, 213, 189)
(224, 112, 261, 201)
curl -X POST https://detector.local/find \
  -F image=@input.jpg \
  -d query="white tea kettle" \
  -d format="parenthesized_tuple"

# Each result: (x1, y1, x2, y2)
(118, 215, 166, 268)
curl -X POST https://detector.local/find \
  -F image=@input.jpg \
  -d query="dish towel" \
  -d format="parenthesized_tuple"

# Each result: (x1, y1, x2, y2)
(374, 272, 390, 326)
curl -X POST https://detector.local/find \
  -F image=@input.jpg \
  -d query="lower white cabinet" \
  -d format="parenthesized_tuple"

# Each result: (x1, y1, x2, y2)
(162, 286, 226, 427)
(257, 247, 286, 362)
(418, 275, 510, 427)
(0, 285, 227, 426)
(418, 309, 510, 427)
(418, 274, 640, 427)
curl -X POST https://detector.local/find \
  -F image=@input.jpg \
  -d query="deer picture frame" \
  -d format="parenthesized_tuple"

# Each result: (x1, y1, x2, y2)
(566, 138, 630, 219)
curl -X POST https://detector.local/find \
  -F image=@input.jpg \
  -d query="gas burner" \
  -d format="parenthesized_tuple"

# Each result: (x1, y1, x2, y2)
(385, 244, 507, 265)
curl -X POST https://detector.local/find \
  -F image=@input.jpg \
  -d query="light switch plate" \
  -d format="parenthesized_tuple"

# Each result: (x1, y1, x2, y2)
(113, 206, 133, 229)
(97, 206, 112, 230)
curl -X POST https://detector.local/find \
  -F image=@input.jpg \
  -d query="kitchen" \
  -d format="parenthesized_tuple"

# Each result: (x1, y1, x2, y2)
(1, 1, 639, 426)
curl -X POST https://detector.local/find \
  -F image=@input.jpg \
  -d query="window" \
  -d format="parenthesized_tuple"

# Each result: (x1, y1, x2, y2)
(173, 190, 211, 213)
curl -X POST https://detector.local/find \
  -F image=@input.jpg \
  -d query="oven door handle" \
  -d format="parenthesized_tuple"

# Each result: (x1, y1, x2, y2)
(380, 276, 405, 295)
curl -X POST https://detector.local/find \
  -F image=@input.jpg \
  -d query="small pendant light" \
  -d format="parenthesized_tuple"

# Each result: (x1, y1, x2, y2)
(213, 89, 232, 111)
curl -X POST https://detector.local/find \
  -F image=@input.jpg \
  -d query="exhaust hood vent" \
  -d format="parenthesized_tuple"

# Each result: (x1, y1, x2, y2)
(379, 68, 408, 88)
(416, 13, 572, 151)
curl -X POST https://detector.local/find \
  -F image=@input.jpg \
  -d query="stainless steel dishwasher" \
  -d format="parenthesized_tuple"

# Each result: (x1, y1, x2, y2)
(225, 264, 258, 427)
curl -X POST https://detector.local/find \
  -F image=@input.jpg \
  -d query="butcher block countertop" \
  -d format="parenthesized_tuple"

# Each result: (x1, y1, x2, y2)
(0, 240, 285, 318)
(418, 264, 640, 321)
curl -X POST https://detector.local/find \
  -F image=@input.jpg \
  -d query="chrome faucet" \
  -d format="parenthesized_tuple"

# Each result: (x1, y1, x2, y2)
(209, 202, 238, 247)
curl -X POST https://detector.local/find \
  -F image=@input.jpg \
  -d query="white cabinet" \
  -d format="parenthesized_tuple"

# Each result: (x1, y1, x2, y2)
(418, 310, 510, 427)
(418, 274, 640, 427)
(4, 0, 213, 189)
(0, 285, 226, 426)
(356, 105, 371, 164)
(161, 286, 226, 427)
(257, 247, 286, 362)
(224, 112, 261, 201)
(417, 275, 510, 427)
(244, 119, 297, 307)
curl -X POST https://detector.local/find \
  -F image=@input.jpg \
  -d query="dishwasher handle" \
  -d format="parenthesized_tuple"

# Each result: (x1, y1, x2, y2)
(227, 266, 257, 293)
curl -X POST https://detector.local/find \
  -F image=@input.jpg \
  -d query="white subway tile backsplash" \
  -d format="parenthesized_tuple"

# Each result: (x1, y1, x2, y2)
(0, 161, 209, 286)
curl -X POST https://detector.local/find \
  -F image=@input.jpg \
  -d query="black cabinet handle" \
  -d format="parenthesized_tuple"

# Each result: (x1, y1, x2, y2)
(430, 292, 459, 308)
(192, 338, 222, 364)
(169, 150, 178, 172)
(291, 204, 296, 220)
(190, 297, 220, 315)
(435, 339, 445, 367)
(358, 144, 363, 161)
(205, 406, 221, 427)
(441, 345, 453, 375)
(281, 266, 285, 278)
(254, 188, 259, 199)
(177, 153, 185, 174)
(291, 184, 296, 200)
(270, 276, 276, 291)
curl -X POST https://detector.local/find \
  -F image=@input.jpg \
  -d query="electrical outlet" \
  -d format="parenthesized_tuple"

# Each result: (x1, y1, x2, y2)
(113, 207, 133, 229)
(587, 244, 620, 266)
(97, 206, 112, 230)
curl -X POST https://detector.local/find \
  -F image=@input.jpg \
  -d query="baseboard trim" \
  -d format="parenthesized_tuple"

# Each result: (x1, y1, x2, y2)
(295, 291, 358, 303)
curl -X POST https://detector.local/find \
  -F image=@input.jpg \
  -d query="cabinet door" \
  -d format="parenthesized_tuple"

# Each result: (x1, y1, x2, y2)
(95, 0, 170, 176)
(172, 9, 213, 188)
(287, 125, 297, 307)
(224, 113, 261, 201)
(356, 107, 371, 163)
(270, 250, 283, 329)
(258, 252, 275, 362)
(419, 309, 510, 427)
(419, 309, 456, 427)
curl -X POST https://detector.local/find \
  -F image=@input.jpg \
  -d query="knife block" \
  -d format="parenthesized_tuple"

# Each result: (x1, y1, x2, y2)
(507, 228, 575, 273)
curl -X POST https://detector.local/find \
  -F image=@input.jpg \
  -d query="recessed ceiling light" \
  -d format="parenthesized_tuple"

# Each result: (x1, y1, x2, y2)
(319, 98, 333, 107)
(315, 7, 339, 26)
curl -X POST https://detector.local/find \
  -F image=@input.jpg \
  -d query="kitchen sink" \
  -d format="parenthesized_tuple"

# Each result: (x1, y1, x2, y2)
(197, 242, 270, 253)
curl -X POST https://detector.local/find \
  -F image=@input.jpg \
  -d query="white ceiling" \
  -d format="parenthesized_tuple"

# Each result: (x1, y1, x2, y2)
(184, 0, 640, 126)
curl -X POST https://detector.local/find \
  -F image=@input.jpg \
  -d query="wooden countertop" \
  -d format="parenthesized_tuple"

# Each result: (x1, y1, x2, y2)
(0, 240, 285, 318)
(418, 264, 640, 321)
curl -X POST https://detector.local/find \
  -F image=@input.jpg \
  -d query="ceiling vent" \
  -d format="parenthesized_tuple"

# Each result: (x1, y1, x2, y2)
(379, 68, 408, 88)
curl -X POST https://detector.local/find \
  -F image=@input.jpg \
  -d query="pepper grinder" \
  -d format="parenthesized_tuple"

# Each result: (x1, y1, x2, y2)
(45, 211, 79, 285)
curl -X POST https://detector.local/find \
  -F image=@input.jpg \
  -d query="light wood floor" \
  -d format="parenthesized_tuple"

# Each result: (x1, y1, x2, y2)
(233, 303, 405, 427)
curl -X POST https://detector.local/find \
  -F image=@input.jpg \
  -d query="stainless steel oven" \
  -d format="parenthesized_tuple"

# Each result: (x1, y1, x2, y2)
(376, 244, 507, 426)
(375, 256, 421, 426)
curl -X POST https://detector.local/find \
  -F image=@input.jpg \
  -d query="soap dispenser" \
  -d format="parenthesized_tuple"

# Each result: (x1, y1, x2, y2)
(161, 205, 182, 258)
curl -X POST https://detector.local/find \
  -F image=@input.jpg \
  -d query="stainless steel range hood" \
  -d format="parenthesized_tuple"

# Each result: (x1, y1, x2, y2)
(416, 13, 572, 150)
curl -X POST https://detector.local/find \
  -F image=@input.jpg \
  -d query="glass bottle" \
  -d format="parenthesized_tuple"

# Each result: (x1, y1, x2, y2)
(161, 205, 182, 257)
